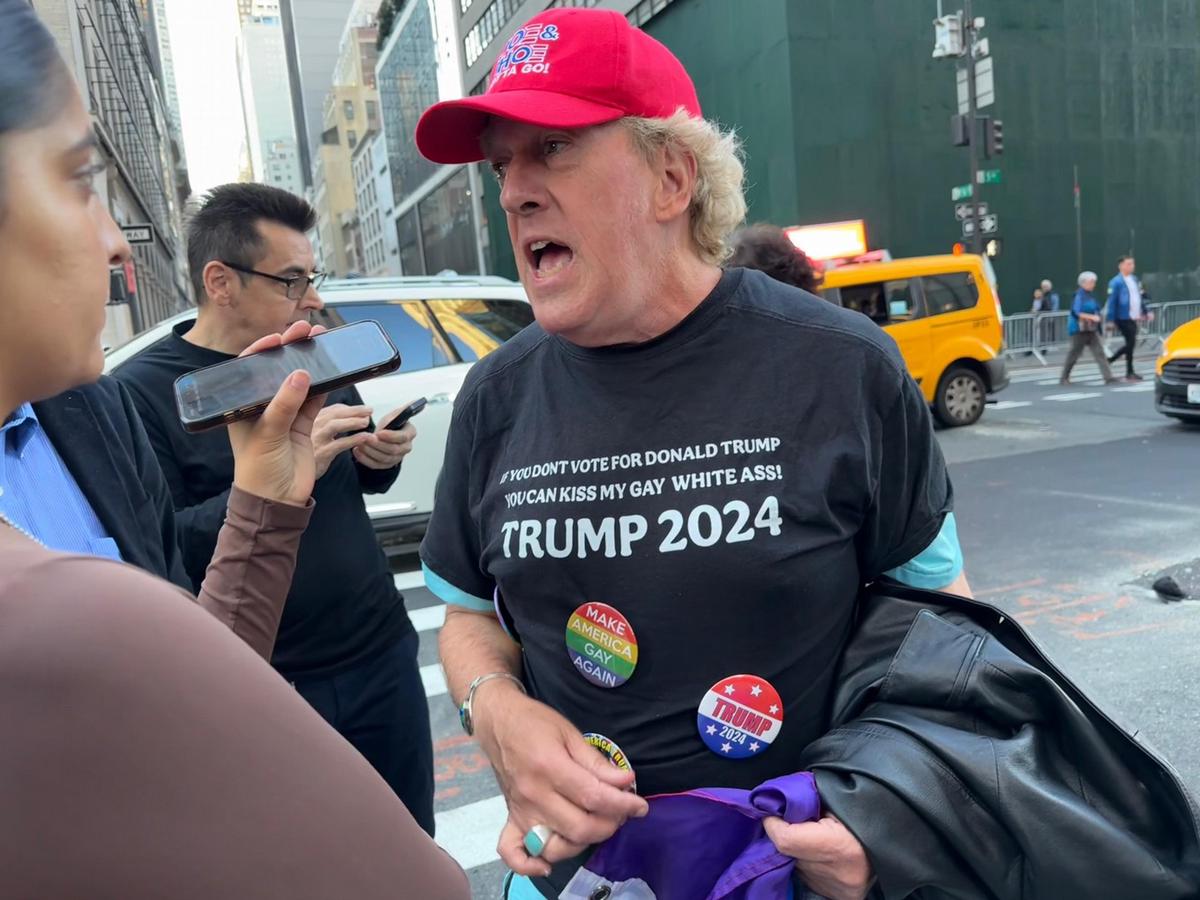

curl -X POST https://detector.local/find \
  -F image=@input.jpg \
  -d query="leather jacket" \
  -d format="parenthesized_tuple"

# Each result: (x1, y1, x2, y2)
(803, 581, 1200, 899)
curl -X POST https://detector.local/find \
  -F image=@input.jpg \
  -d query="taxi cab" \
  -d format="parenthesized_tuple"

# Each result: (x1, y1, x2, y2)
(818, 253, 1008, 427)
(1155, 316, 1200, 421)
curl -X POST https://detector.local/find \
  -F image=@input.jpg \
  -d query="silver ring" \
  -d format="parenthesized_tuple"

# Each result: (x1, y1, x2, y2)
(522, 823, 553, 857)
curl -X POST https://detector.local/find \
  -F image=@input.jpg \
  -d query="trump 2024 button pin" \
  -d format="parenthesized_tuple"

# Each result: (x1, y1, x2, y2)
(565, 602, 638, 688)
(696, 674, 783, 759)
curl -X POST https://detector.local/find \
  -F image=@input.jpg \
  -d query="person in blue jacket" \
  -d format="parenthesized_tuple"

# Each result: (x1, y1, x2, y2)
(1105, 255, 1153, 381)
(1060, 272, 1118, 385)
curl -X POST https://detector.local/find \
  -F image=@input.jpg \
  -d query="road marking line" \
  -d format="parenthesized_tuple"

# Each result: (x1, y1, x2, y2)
(435, 794, 507, 870)
(1044, 392, 1102, 401)
(1040, 489, 1198, 514)
(410, 604, 446, 633)
(989, 400, 1033, 410)
(394, 571, 426, 591)
(1036, 379, 1062, 386)
(1111, 383, 1154, 393)
(421, 663, 447, 698)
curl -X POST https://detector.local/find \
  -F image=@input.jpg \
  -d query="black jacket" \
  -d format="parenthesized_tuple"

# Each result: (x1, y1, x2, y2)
(31, 378, 191, 591)
(802, 581, 1200, 899)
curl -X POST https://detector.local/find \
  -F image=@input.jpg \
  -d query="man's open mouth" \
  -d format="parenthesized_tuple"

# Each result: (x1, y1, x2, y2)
(529, 239, 574, 278)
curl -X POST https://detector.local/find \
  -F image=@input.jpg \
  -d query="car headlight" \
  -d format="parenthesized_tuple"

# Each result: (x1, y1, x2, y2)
(1160, 341, 1170, 358)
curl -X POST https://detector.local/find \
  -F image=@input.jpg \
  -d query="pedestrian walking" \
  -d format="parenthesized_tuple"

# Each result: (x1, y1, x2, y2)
(727, 223, 821, 293)
(1105, 255, 1153, 381)
(0, 3, 467, 896)
(1060, 271, 1118, 385)
(1041, 279, 1061, 312)
(115, 183, 436, 835)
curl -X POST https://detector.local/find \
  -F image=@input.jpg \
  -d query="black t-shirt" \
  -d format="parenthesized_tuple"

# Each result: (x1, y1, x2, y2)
(420, 268, 952, 796)
(116, 323, 410, 679)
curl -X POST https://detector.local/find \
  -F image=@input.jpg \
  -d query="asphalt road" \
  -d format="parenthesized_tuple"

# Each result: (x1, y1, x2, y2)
(398, 351, 1199, 897)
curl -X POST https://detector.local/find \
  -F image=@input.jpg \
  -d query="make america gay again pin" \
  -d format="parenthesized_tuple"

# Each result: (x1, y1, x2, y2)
(696, 674, 784, 759)
(565, 602, 639, 688)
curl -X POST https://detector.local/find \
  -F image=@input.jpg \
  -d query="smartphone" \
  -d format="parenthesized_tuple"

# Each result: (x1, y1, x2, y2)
(173, 320, 401, 433)
(385, 397, 427, 431)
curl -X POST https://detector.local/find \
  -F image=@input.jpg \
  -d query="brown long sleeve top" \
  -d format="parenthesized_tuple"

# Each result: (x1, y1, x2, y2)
(0, 489, 469, 900)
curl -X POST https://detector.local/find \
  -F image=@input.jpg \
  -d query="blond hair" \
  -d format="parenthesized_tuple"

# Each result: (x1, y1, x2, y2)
(623, 111, 746, 265)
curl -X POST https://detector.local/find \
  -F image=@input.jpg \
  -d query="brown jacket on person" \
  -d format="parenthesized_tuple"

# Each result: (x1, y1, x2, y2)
(0, 488, 469, 899)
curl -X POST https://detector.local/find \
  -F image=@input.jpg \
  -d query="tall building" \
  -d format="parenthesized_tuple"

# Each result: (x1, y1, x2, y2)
(237, 2, 305, 196)
(33, 0, 192, 343)
(375, 0, 487, 277)
(278, 0, 359, 189)
(353, 131, 401, 276)
(310, 7, 381, 276)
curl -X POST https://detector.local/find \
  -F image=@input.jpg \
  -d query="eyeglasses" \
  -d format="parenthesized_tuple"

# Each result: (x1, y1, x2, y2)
(221, 260, 327, 301)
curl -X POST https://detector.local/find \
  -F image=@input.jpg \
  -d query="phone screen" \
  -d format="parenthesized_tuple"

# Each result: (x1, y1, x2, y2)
(174, 320, 399, 429)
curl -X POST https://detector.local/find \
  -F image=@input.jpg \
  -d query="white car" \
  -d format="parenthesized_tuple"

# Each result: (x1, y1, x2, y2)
(104, 275, 533, 552)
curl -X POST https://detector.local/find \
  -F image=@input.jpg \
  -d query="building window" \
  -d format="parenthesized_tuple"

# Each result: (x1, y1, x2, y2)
(347, 129, 358, 149)
(418, 168, 477, 275)
(628, 0, 675, 27)
(344, 100, 355, 120)
(397, 208, 423, 276)
(366, 100, 377, 120)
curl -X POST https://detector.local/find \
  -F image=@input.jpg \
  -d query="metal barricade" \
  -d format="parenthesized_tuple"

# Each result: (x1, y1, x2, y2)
(1003, 313, 1039, 360)
(1002, 299, 1200, 366)
(1035, 311, 1072, 354)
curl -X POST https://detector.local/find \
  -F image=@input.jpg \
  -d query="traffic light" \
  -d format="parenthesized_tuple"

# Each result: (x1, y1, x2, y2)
(985, 118, 1004, 157)
(984, 238, 1003, 258)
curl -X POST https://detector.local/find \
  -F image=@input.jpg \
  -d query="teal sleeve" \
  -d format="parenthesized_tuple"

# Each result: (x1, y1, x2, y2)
(422, 561, 493, 612)
(885, 512, 964, 590)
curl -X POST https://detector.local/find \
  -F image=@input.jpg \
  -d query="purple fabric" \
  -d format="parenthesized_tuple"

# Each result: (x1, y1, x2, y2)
(576, 771, 821, 900)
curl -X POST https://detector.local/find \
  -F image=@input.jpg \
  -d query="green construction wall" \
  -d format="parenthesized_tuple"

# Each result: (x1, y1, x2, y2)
(483, 0, 1200, 310)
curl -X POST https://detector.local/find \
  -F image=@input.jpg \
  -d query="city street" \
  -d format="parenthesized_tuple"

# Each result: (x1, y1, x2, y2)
(396, 352, 1200, 897)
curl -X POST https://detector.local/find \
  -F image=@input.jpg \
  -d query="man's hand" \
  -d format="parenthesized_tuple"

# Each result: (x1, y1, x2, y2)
(474, 684, 648, 877)
(352, 404, 417, 471)
(310, 403, 374, 479)
(228, 322, 329, 506)
(764, 814, 874, 900)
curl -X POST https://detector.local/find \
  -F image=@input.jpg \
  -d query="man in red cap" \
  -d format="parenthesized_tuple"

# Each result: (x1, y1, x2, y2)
(417, 8, 968, 898)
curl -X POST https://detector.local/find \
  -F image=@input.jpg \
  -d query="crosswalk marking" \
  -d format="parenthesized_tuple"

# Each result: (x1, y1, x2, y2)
(394, 571, 426, 591)
(421, 662, 447, 698)
(1111, 383, 1155, 393)
(410, 604, 446, 633)
(435, 795, 508, 870)
(989, 400, 1033, 410)
(1044, 392, 1103, 402)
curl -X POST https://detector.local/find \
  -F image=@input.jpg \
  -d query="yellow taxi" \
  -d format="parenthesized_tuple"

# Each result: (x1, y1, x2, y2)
(1155, 316, 1200, 421)
(818, 253, 1008, 426)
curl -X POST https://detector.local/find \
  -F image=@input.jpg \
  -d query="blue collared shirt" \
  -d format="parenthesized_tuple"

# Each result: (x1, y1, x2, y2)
(0, 403, 121, 560)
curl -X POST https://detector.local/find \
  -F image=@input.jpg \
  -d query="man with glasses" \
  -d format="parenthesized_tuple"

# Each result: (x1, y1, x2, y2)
(115, 183, 436, 834)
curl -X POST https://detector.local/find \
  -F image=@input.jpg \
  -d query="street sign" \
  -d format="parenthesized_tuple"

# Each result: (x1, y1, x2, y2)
(122, 224, 153, 244)
(974, 57, 995, 108)
(962, 216, 998, 238)
(954, 201, 989, 221)
(951, 183, 974, 201)
(976, 169, 1002, 185)
(956, 57, 996, 114)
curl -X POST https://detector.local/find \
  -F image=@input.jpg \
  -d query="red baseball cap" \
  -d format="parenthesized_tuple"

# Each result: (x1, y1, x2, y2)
(415, 7, 701, 165)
